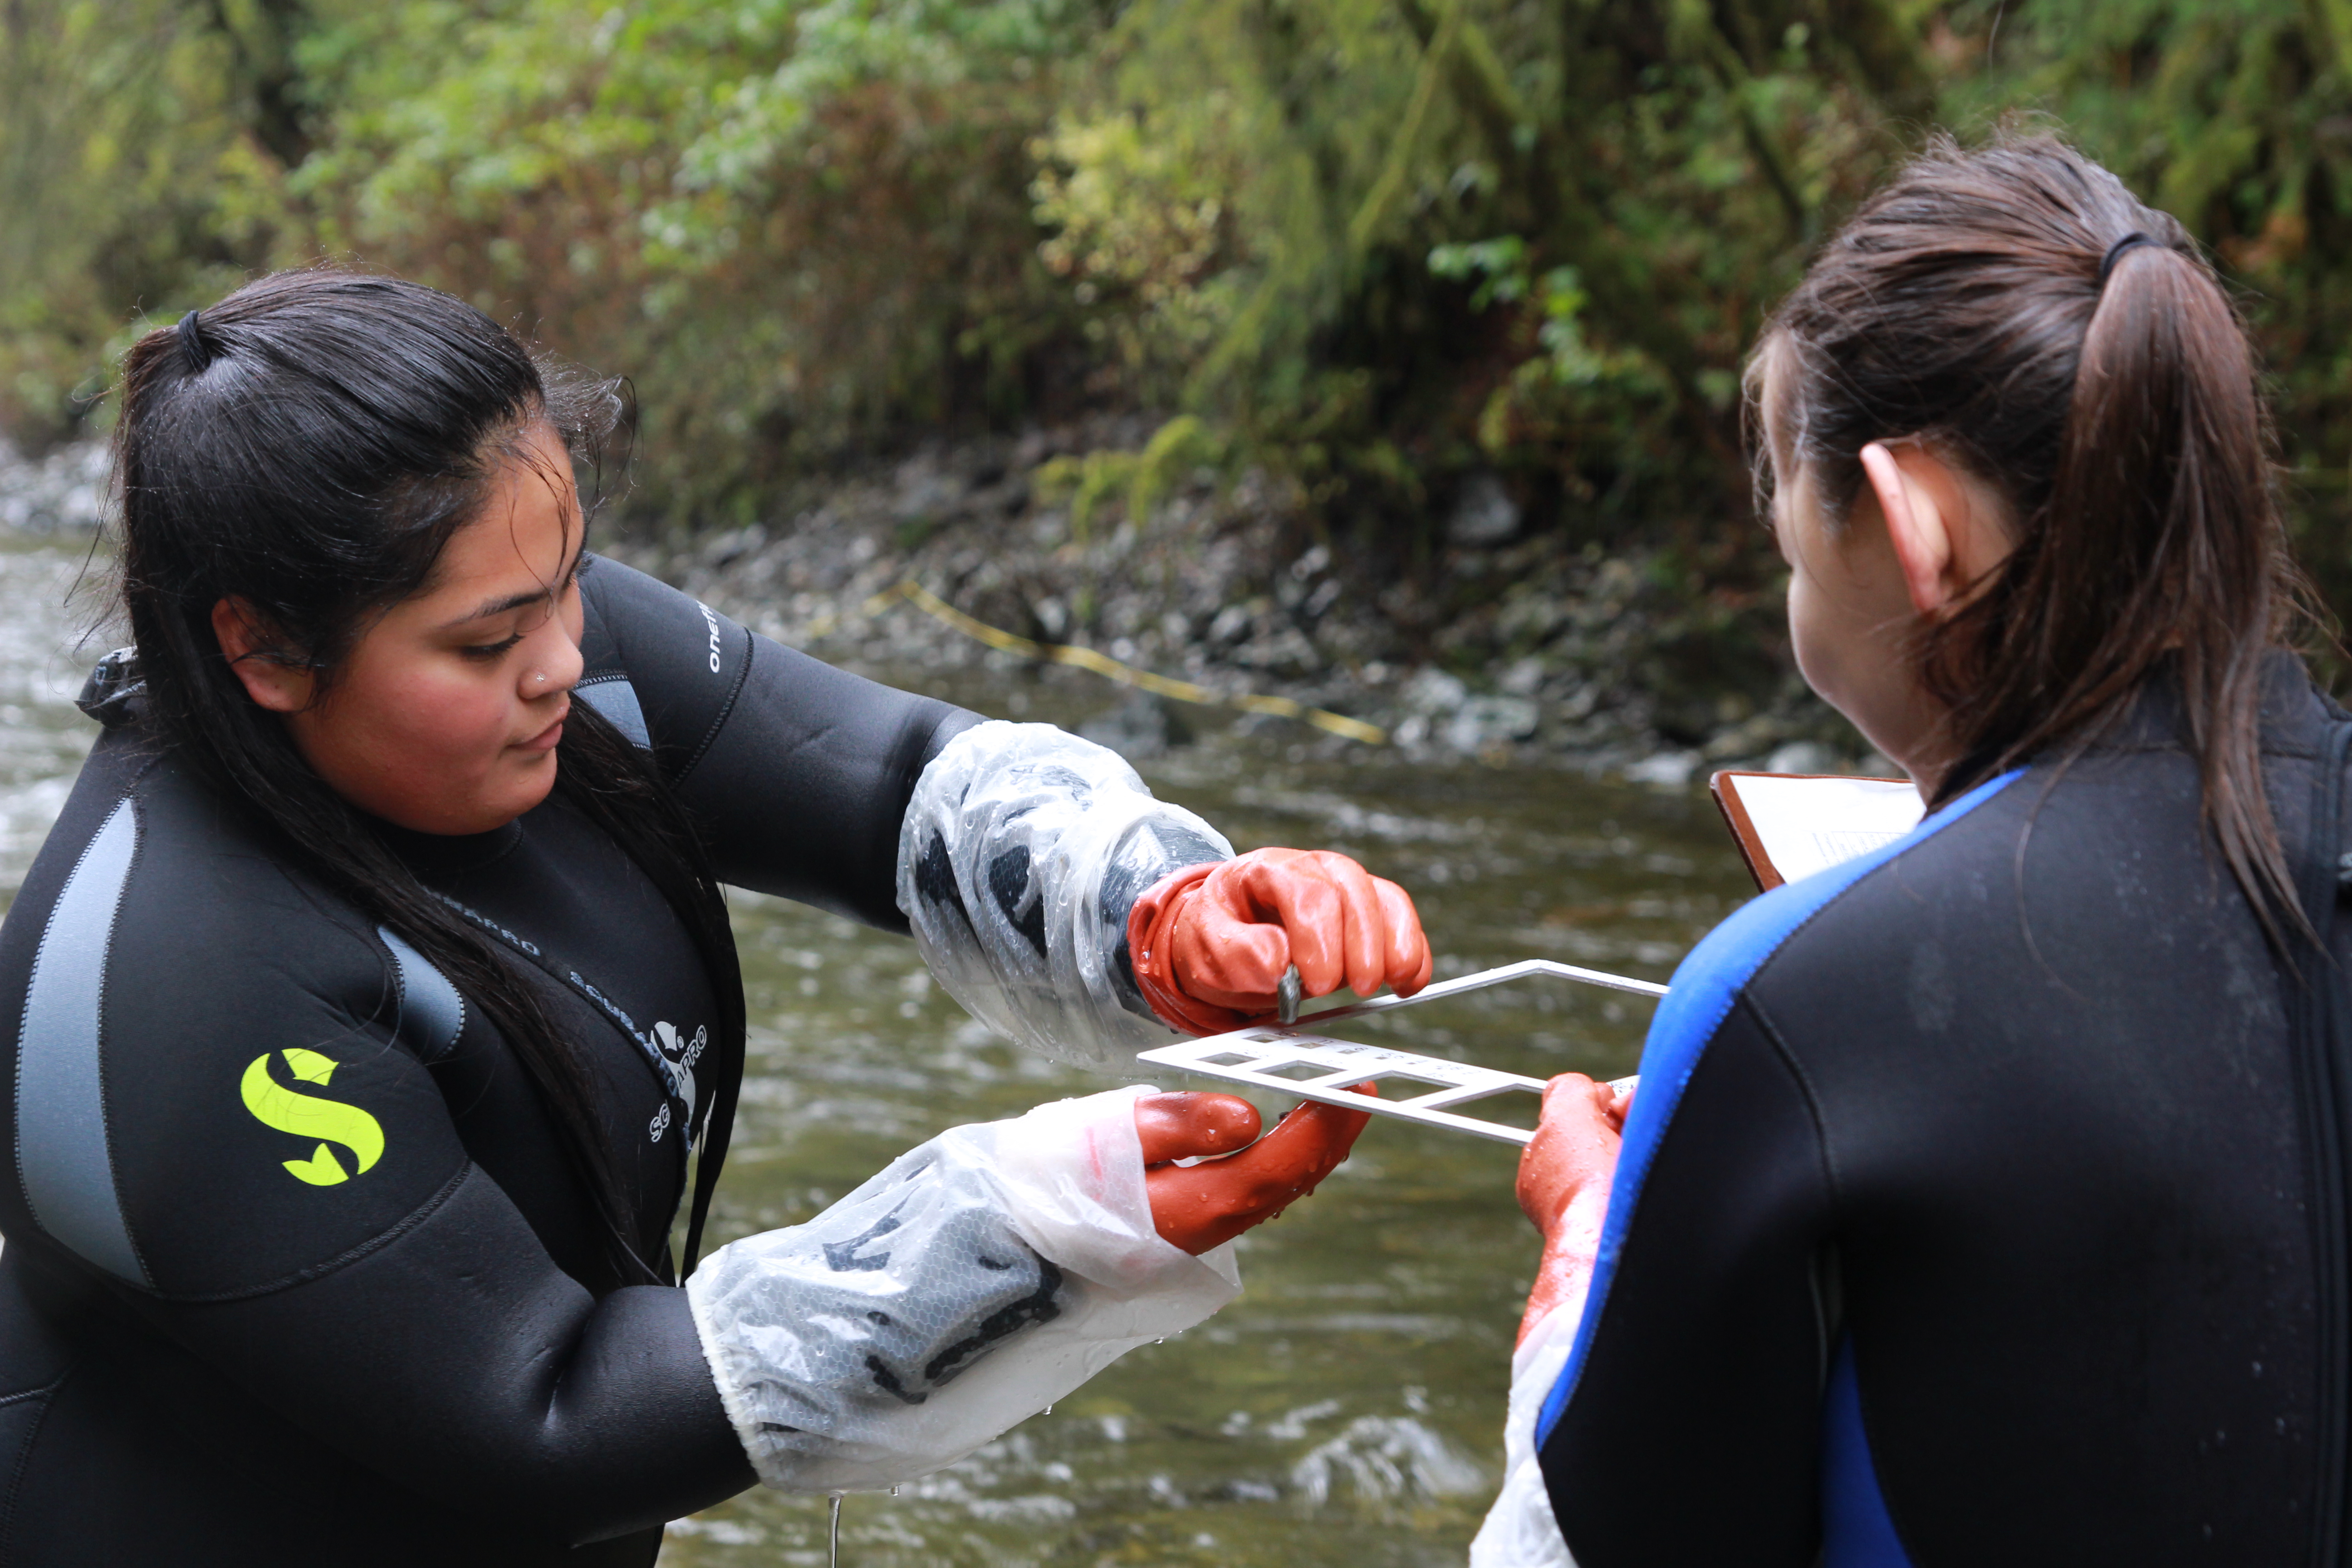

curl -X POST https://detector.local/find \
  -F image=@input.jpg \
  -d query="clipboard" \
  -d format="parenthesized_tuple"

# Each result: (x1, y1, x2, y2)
(1709, 770, 1923, 892)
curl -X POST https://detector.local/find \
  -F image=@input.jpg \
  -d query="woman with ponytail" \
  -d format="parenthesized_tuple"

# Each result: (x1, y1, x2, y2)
(0, 269, 1430, 1563)
(1479, 135, 2350, 1566)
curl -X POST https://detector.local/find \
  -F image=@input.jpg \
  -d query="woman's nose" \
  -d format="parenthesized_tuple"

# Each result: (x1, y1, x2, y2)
(521, 618, 585, 698)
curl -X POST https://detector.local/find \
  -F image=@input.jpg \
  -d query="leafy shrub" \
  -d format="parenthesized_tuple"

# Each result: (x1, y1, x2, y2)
(2, 0, 2350, 611)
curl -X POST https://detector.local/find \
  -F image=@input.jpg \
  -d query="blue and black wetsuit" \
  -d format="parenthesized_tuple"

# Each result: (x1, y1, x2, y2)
(0, 557, 984, 1564)
(1531, 662, 2352, 1564)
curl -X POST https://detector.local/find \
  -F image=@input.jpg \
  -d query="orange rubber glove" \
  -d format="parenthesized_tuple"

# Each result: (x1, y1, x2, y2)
(1513, 1073, 1634, 1346)
(1127, 848, 1433, 1035)
(1135, 1086, 1378, 1254)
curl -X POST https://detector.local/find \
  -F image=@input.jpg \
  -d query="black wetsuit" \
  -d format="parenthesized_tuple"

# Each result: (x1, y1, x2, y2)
(0, 556, 978, 1564)
(1536, 662, 2352, 1565)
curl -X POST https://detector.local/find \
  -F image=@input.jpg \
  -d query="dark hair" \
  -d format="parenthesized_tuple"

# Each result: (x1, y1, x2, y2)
(1754, 133, 2315, 931)
(114, 269, 743, 1283)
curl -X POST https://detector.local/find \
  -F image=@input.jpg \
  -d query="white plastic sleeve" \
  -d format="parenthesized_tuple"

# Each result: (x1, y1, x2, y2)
(1469, 1303, 1582, 1568)
(896, 720, 1234, 1068)
(686, 1085, 1240, 1494)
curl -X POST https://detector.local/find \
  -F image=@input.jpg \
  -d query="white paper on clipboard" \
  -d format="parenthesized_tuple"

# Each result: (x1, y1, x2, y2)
(1710, 771, 1924, 889)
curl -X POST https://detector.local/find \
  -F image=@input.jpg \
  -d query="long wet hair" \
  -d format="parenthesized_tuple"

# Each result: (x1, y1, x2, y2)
(1754, 134, 2316, 930)
(113, 268, 745, 1285)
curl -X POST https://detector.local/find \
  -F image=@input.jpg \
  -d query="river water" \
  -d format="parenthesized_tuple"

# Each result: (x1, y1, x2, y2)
(0, 530, 1757, 1566)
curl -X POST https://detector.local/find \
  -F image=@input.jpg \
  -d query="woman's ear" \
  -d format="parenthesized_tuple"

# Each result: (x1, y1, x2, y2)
(210, 598, 315, 713)
(1859, 442, 1961, 617)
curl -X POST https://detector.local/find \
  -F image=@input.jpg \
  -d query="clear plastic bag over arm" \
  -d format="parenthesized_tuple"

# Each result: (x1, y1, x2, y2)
(1469, 1303, 1582, 1567)
(897, 721, 1233, 1068)
(686, 1085, 1240, 1494)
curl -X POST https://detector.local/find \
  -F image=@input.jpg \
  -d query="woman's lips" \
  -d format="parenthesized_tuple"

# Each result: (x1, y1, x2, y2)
(515, 702, 569, 754)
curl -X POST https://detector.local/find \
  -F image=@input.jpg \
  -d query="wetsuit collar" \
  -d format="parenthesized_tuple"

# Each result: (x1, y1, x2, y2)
(372, 814, 526, 875)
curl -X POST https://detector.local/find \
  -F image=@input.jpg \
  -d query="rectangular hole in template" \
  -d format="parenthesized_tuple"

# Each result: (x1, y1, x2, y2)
(1259, 1060, 1349, 1083)
(1198, 1051, 1259, 1068)
(1355, 1068, 1464, 1097)
(1434, 1085, 1545, 1131)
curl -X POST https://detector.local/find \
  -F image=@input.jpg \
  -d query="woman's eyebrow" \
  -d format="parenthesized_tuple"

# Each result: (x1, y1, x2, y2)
(438, 587, 547, 628)
(436, 545, 584, 628)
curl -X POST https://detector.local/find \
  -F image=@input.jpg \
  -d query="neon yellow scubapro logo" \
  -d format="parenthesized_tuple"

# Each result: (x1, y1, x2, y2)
(239, 1049, 386, 1186)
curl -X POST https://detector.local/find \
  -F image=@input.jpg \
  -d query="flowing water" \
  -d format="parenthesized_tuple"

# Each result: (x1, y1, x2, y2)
(0, 531, 1758, 1567)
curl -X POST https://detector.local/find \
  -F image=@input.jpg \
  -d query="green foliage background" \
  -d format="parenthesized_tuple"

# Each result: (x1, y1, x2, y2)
(6, 0, 2349, 596)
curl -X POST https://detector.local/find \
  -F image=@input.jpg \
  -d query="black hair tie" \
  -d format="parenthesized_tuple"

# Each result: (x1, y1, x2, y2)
(2097, 232, 2160, 289)
(176, 309, 213, 373)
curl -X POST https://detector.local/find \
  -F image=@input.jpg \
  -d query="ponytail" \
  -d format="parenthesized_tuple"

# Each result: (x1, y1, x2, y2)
(1759, 135, 2316, 935)
(1936, 227, 2295, 919)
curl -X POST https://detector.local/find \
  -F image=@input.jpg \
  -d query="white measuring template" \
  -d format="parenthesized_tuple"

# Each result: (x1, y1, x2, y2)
(1134, 959, 1666, 1147)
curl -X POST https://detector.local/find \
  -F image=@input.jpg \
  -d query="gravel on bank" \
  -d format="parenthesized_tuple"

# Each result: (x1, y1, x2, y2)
(600, 424, 1884, 781)
(0, 438, 107, 537)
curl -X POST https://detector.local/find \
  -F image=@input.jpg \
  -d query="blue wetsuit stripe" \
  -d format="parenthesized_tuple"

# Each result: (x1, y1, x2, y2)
(378, 928, 466, 1062)
(1535, 768, 2023, 1446)
(1821, 1337, 1915, 1567)
(14, 797, 149, 1286)
(576, 676, 652, 750)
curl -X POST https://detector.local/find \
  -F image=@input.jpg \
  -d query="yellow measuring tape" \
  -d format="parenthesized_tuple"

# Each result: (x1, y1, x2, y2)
(867, 580, 1387, 745)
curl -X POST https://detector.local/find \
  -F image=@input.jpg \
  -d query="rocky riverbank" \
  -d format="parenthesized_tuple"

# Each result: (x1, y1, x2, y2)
(0, 436, 107, 536)
(602, 422, 1882, 781)
(2, 424, 1886, 781)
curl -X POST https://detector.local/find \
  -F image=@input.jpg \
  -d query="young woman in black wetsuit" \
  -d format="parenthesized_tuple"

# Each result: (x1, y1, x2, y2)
(0, 270, 1430, 1563)
(1480, 136, 2352, 1566)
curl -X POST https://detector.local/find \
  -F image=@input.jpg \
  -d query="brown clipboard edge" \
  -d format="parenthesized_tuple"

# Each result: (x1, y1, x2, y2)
(1708, 770, 1913, 895)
